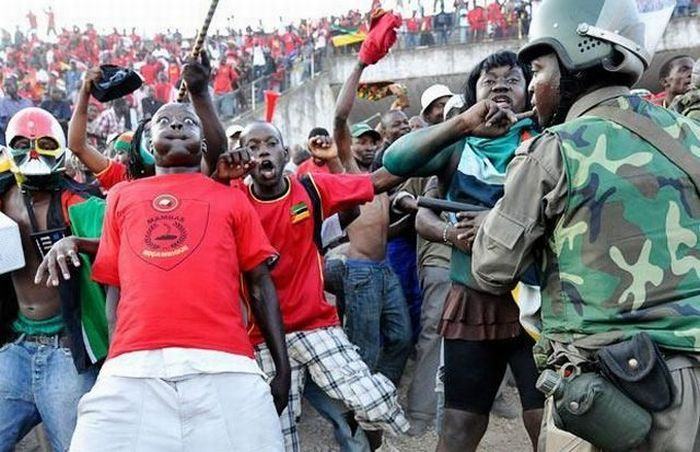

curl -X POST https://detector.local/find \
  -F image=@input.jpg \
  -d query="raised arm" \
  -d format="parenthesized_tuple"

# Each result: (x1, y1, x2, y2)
(245, 263, 291, 415)
(383, 100, 518, 177)
(67, 68, 111, 174)
(181, 51, 227, 176)
(333, 61, 367, 173)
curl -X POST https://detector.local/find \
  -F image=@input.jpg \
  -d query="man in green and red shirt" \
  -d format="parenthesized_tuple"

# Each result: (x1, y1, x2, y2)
(216, 121, 409, 452)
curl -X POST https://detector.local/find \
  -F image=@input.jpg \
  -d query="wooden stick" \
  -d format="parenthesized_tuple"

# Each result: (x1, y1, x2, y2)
(177, 0, 220, 102)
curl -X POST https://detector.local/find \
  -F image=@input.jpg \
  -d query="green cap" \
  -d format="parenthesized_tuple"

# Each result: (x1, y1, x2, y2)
(350, 123, 381, 141)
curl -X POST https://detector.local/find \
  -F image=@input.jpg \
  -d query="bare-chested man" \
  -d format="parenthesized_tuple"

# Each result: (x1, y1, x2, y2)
(333, 57, 412, 386)
(0, 108, 99, 451)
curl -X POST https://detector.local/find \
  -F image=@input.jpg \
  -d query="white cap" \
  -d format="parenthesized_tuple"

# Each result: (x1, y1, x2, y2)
(443, 94, 466, 121)
(225, 124, 244, 138)
(420, 84, 453, 116)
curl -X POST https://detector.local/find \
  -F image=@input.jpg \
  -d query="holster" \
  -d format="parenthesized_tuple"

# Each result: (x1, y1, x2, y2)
(596, 332, 674, 412)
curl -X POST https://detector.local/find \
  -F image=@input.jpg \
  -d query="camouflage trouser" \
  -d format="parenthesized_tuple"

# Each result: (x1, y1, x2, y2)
(539, 354, 700, 452)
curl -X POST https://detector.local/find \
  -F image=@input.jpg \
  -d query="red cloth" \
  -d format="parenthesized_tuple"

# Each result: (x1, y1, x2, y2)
(168, 64, 180, 86)
(649, 91, 667, 106)
(154, 81, 172, 103)
(487, 3, 506, 29)
(358, 9, 402, 66)
(213, 64, 236, 95)
(406, 18, 420, 33)
(296, 159, 331, 176)
(140, 62, 162, 86)
(244, 173, 375, 344)
(92, 173, 276, 359)
(95, 160, 128, 190)
(468, 7, 487, 31)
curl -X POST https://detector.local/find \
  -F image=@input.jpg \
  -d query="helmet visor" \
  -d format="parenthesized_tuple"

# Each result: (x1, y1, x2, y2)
(578, 0, 676, 65)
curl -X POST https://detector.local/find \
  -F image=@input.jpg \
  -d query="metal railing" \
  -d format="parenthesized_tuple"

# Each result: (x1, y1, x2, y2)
(215, 49, 328, 121)
(218, 11, 697, 121)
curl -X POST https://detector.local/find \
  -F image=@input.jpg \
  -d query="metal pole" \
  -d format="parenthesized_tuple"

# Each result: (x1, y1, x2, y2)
(251, 80, 256, 110)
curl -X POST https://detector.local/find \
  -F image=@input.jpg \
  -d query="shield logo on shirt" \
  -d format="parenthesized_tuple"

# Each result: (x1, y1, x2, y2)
(126, 197, 210, 271)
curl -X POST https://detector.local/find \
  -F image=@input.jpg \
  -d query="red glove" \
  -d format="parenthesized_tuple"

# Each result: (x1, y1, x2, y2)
(358, 9, 402, 66)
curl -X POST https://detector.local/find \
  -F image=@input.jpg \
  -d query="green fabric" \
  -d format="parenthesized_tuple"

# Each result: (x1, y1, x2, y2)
(540, 95, 700, 352)
(448, 119, 537, 287)
(382, 127, 459, 177)
(68, 197, 109, 363)
(465, 119, 534, 173)
(12, 313, 64, 335)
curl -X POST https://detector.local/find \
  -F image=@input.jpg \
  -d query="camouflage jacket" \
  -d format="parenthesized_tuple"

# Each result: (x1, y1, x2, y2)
(471, 86, 700, 357)
(669, 88, 700, 122)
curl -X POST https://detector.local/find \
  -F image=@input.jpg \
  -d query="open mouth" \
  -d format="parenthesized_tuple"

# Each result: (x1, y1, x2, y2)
(257, 159, 276, 179)
(492, 95, 512, 107)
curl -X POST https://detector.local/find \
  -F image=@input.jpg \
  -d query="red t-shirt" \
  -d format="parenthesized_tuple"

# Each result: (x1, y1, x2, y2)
(154, 81, 172, 103)
(213, 65, 236, 95)
(140, 62, 162, 86)
(93, 173, 276, 359)
(244, 173, 375, 344)
(95, 160, 128, 191)
(296, 159, 331, 176)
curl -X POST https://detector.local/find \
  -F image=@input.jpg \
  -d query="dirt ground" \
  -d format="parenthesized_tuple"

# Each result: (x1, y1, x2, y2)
(297, 362, 533, 452)
(16, 361, 533, 452)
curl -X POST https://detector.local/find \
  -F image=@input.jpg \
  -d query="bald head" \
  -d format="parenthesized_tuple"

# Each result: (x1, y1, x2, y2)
(380, 110, 410, 145)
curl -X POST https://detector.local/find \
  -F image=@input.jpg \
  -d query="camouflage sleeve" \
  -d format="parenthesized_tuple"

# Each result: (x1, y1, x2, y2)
(470, 132, 568, 293)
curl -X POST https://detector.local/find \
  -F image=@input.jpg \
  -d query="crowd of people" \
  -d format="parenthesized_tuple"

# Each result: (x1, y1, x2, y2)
(0, 1, 540, 150)
(1, 1, 699, 452)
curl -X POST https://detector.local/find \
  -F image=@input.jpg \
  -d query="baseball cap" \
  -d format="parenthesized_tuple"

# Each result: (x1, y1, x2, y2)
(350, 123, 381, 141)
(225, 124, 244, 138)
(91, 64, 143, 103)
(420, 84, 453, 116)
(443, 94, 466, 121)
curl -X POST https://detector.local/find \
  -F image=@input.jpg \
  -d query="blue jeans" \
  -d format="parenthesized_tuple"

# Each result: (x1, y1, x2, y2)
(0, 336, 97, 452)
(343, 259, 412, 385)
(387, 236, 422, 343)
(304, 380, 370, 452)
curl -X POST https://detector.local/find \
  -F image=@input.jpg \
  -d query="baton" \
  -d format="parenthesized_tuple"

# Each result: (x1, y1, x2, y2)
(416, 196, 488, 213)
(177, 0, 220, 102)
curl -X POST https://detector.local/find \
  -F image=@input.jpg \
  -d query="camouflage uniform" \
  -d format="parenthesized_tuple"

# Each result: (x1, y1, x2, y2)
(470, 86, 700, 451)
(670, 88, 700, 122)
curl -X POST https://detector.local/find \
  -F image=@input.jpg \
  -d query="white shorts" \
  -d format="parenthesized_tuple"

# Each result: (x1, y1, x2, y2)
(69, 372, 284, 452)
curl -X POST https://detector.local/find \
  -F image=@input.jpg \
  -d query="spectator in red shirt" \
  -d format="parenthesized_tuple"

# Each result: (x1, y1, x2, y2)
(167, 58, 180, 86)
(216, 121, 409, 451)
(652, 55, 695, 108)
(487, 1, 507, 38)
(66, 101, 290, 451)
(26, 10, 38, 32)
(153, 72, 173, 104)
(139, 56, 162, 86)
(468, 2, 488, 41)
(405, 11, 420, 48)
(295, 127, 333, 176)
(44, 7, 56, 36)
(213, 57, 238, 119)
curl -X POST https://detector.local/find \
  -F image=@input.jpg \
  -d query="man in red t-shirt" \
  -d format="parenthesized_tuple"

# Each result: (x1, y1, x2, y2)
(67, 102, 290, 451)
(139, 56, 163, 86)
(215, 121, 408, 452)
(295, 127, 332, 176)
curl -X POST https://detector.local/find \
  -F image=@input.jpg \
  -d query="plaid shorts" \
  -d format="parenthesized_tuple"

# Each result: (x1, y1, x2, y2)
(255, 326, 409, 452)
